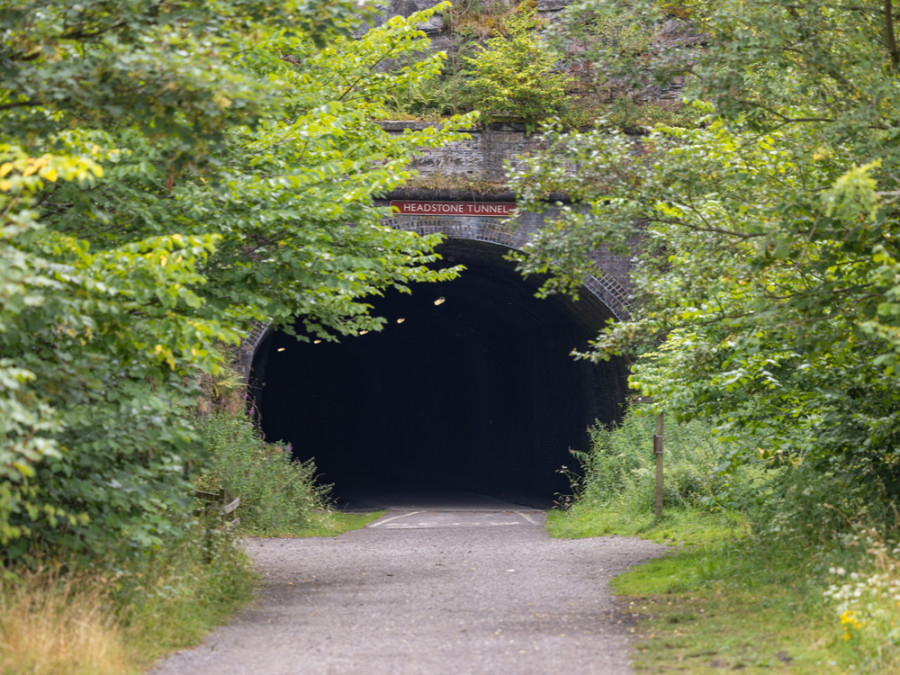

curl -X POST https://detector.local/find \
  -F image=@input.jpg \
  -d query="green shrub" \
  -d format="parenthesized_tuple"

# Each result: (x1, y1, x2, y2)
(462, 4, 572, 130)
(547, 0, 656, 100)
(445, 0, 519, 39)
(198, 412, 332, 535)
(117, 513, 255, 661)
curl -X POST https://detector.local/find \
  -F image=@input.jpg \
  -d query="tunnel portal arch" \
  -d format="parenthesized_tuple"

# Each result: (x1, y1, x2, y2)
(246, 212, 632, 506)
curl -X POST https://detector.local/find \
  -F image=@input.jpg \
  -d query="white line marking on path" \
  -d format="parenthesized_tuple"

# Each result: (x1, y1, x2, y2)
(382, 522, 523, 529)
(368, 511, 424, 528)
(515, 511, 539, 525)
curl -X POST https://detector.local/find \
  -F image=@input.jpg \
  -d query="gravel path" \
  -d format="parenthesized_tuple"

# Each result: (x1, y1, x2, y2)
(150, 505, 665, 674)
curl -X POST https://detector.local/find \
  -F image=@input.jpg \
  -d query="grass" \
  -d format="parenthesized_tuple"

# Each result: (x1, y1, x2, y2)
(546, 505, 745, 547)
(246, 510, 385, 538)
(197, 411, 334, 535)
(0, 570, 132, 675)
(197, 410, 386, 539)
(550, 500, 872, 672)
(622, 593, 837, 673)
(609, 536, 860, 673)
(0, 547, 254, 675)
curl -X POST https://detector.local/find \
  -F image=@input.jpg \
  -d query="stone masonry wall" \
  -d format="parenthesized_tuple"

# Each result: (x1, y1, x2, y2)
(380, 121, 545, 183)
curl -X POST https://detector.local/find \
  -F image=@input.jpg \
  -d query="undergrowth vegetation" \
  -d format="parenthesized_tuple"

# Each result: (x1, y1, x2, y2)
(461, 5, 572, 130)
(550, 405, 900, 672)
(0, 516, 254, 674)
(197, 411, 334, 537)
(567, 410, 768, 514)
(0, 570, 131, 675)
(2, 0, 451, 668)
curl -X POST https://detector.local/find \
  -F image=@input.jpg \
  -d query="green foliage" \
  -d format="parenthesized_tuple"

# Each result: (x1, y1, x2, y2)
(462, 5, 572, 129)
(381, 0, 521, 121)
(445, 0, 520, 39)
(546, 503, 743, 545)
(198, 412, 332, 536)
(0, 145, 220, 559)
(601, 97, 705, 131)
(508, 0, 900, 491)
(299, 511, 386, 537)
(382, 67, 471, 119)
(611, 537, 855, 673)
(0, 0, 475, 562)
(688, 0, 900, 160)
(543, 0, 698, 129)
(380, 0, 700, 129)
(549, 0, 662, 97)
(604, 500, 900, 672)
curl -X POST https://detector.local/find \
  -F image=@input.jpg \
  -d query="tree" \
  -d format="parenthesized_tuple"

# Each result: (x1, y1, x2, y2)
(0, 0, 475, 560)
(507, 0, 900, 495)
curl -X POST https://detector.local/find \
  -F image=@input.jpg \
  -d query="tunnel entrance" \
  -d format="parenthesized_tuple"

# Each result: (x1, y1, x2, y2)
(250, 240, 628, 508)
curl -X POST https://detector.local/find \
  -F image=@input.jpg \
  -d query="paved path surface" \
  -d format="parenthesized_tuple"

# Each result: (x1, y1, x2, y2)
(151, 504, 664, 674)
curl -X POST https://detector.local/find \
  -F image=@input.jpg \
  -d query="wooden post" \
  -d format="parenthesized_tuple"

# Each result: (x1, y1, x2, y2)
(654, 413, 664, 518)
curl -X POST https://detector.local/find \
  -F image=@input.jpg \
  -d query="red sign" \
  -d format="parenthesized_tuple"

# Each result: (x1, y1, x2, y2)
(390, 200, 517, 217)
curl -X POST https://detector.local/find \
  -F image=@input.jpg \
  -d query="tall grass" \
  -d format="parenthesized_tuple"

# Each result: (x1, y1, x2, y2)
(823, 525, 900, 672)
(574, 408, 768, 509)
(551, 407, 765, 542)
(117, 514, 255, 663)
(198, 412, 333, 536)
(0, 570, 130, 675)
(0, 517, 254, 674)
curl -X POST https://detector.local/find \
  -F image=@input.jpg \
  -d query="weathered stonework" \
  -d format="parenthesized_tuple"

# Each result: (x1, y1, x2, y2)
(377, 121, 637, 325)
(371, 0, 701, 104)
(380, 121, 545, 183)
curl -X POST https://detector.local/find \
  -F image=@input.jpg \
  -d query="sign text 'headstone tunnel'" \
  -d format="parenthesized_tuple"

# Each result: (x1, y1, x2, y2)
(390, 200, 517, 217)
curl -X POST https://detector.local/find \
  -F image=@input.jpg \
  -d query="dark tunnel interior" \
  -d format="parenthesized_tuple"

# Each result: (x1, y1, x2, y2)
(250, 240, 629, 508)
